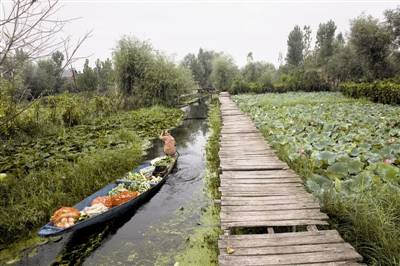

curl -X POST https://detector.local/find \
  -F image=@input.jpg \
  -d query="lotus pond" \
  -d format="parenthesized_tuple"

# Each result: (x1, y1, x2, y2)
(234, 92, 400, 265)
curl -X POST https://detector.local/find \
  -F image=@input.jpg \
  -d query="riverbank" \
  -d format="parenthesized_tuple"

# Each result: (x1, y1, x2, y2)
(0, 101, 184, 264)
(174, 96, 222, 265)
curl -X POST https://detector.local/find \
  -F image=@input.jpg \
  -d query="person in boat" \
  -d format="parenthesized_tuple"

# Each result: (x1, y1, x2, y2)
(159, 130, 176, 156)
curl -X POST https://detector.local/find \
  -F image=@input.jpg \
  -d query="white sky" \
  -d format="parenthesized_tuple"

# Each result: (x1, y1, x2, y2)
(4, 0, 400, 68)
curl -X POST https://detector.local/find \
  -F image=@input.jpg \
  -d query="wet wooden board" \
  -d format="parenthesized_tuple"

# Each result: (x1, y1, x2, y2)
(217, 92, 363, 265)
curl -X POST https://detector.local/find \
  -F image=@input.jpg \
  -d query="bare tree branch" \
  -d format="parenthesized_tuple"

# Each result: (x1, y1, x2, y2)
(0, 0, 88, 75)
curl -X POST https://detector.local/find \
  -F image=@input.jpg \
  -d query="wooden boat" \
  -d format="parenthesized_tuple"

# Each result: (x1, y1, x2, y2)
(38, 155, 178, 237)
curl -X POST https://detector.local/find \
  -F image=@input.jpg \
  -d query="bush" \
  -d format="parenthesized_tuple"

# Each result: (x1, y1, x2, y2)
(274, 70, 331, 92)
(340, 80, 400, 104)
(113, 36, 196, 108)
(229, 77, 274, 95)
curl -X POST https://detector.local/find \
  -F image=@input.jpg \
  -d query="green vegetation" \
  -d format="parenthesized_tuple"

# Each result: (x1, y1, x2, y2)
(182, 8, 400, 95)
(0, 92, 183, 248)
(113, 36, 196, 108)
(340, 80, 400, 104)
(234, 92, 400, 265)
(175, 97, 222, 265)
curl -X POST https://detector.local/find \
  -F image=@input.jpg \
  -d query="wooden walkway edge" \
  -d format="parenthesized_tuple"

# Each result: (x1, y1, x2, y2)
(217, 92, 363, 265)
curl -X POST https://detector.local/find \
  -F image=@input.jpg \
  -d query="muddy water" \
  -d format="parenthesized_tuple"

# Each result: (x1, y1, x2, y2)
(16, 99, 210, 266)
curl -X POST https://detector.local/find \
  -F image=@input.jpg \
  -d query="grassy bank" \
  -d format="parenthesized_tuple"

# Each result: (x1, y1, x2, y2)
(234, 92, 400, 265)
(174, 96, 222, 265)
(0, 94, 184, 252)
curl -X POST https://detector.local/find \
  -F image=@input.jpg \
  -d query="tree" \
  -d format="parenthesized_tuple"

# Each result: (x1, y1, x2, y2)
(94, 58, 114, 92)
(77, 59, 98, 92)
(181, 53, 202, 85)
(113, 36, 195, 107)
(0, 0, 91, 77)
(385, 7, 400, 47)
(303, 26, 312, 58)
(113, 36, 154, 96)
(242, 61, 276, 84)
(210, 55, 238, 91)
(197, 48, 218, 88)
(286, 25, 304, 66)
(350, 15, 392, 79)
(316, 20, 337, 63)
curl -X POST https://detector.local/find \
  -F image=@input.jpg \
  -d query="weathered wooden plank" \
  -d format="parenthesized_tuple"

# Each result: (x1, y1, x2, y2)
(221, 210, 328, 222)
(221, 170, 299, 178)
(220, 190, 309, 197)
(219, 243, 356, 256)
(220, 183, 303, 188)
(221, 219, 329, 228)
(219, 230, 341, 241)
(220, 178, 302, 184)
(221, 203, 321, 212)
(221, 199, 318, 206)
(218, 250, 362, 265)
(221, 195, 317, 203)
(219, 231, 345, 248)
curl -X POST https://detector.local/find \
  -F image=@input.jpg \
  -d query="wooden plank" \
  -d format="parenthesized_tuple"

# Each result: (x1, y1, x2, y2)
(221, 219, 329, 228)
(219, 230, 341, 241)
(219, 243, 356, 256)
(218, 250, 362, 265)
(221, 170, 298, 179)
(220, 178, 302, 184)
(221, 203, 321, 212)
(219, 183, 303, 189)
(221, 211, 328, 222)
(221, 199, 318, 206)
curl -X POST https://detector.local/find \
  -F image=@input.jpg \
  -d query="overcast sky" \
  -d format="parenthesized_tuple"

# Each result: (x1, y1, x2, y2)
(50, 1, 400, 68)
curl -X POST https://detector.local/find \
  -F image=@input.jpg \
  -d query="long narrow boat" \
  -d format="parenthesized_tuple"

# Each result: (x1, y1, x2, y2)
(38, 155, 178, 237)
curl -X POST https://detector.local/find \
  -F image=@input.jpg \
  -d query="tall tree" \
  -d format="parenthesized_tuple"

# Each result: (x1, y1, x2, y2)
(210, 55, 238, 91)
(385, 7, 400, 47)
(197, 48, 217, 88)
(77, 59, 98, 92)
(350, 15, 392, 79)
(286, 25, 304, 66)
(303, 25, 312, 58)
(181, 53, 202, 85)
(316, 20, 337, 63)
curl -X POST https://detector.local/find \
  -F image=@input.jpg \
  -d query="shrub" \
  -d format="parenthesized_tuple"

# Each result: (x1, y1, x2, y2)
(113, 36, 196, 108)
(340, 80, 400, 104)
(274, 70, 331, 92)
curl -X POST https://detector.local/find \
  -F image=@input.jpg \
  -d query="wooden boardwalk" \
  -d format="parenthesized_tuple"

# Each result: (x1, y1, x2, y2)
(218, 92, 363, 265)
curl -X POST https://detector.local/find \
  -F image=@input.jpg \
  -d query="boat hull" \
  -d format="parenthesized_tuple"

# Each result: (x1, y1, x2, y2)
(38, 158, 176, 237)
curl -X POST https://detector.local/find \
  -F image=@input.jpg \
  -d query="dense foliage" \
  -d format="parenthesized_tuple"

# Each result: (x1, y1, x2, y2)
(0, 93, 184, 246)
(113, 36, 196, 108)
(210, 55, 238, 91)
(235, 93, 400, 265)
(340, 80, 400, 104)
(181, 49, 220, 89)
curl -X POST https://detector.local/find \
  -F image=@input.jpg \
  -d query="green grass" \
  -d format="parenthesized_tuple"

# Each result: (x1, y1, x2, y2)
(174, 96, 222, 265)
(0, 97, 184, 252)
(234, 92, 400, 265)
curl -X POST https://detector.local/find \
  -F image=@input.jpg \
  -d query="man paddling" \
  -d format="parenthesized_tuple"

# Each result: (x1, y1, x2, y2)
(159, 130, 177, 156)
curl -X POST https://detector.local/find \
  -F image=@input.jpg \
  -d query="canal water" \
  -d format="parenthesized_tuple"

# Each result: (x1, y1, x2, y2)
(16, 98, 210, 266)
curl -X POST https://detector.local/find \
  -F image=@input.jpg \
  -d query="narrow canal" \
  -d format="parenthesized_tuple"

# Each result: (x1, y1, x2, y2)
(16, 98, 210, 266)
